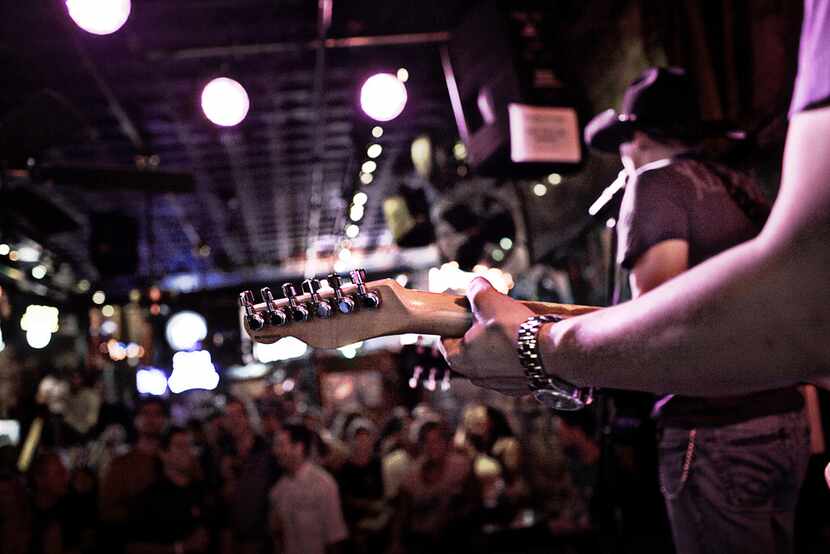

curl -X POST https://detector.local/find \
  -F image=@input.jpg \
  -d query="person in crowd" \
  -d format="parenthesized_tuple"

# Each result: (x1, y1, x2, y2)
(439, 0, 830, 497)
(99, 398, 168, 551)
(269, 422, 348, 554)
(391, 418, 477, 554)
(29, 451, 96, 554)
(380, 409, 415, 502)
(219, 397, 279, 554)
(126, 426, 214, 554)
(0, 441, 30, 554)
(336, 418, 388, 554)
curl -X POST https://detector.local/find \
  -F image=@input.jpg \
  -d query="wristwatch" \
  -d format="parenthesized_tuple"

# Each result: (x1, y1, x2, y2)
(516, 315, 593, 410)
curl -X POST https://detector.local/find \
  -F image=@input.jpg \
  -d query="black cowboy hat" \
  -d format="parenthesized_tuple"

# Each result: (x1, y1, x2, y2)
(585, 67, 729, 153)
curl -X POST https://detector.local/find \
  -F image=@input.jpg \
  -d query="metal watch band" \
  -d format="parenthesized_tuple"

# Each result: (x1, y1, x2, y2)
(516, 315, 593, 410)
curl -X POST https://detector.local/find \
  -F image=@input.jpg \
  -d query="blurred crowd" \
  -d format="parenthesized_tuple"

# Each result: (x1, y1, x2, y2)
(0, 393, 602, 554)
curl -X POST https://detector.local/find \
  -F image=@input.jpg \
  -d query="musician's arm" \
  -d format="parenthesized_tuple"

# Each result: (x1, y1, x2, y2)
(546, 106, 830, 395)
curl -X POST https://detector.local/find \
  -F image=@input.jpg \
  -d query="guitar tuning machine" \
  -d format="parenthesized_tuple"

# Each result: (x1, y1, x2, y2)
(260, 287, 288, 326)
(239, 290, 265, 331)
(349, 268, 381, 309)
(440, 368, 452, 392)
(327, 273, 356, 314)
(282, 283, 310, 322)
(302, 278, 333, 319)
(424, 368, 438, 391)
(409, 366, 424, 389)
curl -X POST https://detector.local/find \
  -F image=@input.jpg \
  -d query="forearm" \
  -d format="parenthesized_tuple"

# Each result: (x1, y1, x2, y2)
(547, 108, 830, 395)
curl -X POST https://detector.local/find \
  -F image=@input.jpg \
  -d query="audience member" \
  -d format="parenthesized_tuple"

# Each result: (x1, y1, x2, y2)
(269, 422, 348, 554)
(99, 398, 168, 551)
(126, 426, 215, 554)
(219, 398, 279, 554)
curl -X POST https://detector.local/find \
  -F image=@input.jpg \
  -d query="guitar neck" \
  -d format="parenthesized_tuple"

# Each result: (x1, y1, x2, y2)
(241, 276, 601, 349)
(398, 288, 599, 338)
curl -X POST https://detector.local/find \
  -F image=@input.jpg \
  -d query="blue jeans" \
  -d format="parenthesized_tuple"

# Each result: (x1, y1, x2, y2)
(658, 411, 810, 554)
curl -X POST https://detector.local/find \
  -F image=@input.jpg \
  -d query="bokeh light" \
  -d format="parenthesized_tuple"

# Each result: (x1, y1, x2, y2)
(201, 77, 250, 127)
(360, 73, 407, 122)
(66, 0, 131, 35)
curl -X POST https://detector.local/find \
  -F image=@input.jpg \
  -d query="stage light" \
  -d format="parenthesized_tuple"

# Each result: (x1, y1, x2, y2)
(16, 246, 39, 262)
(338, 341, 363, 359)
(360, 73, 407, 122)
(359, 173, 374, 185)
(492, 249, 505, 262)
(547, 173, 562, 186)
(92, 291, 106, 305)
(0, 244, 9, 256)
(201, 77, 250, 127)
(353, 192, 368, 206)
(367, 144, 383, 159)
(136, 368, 167, 396)
(253, 337, 308, 363)
(361, 160, 377, 174)
(371, 126, 384, 138)
(397, 68, 410, 83)
(22, 303, 60, 349)
(100, 320, 118, 335)
(168, 350, 219, 394)
(77, 280, 90, 293)
(345, 224, 360, 239)
(165, 311, 208, 352)
(453, 142, 468, 160)
(499, 237, 513, 250)
(101, 305, 115, 318)
(31, 265, 47, 280)
(606, 217, 617, 229)
(26, 329, 52, 349)
(532, 183, 548, 197)
(350, 205, 365, 222)
(66, 0, 131, 35)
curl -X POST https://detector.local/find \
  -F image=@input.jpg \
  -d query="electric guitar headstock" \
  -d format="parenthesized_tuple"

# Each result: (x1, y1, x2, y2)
(240, 268, 598, 349)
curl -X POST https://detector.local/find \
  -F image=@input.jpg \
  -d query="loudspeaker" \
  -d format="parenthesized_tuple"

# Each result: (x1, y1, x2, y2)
(442, 1, 583, 176)
(89, 212, 139, 278)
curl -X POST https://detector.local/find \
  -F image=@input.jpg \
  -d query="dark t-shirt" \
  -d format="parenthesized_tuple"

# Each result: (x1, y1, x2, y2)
(129, 476, 213, 545)
(790, 0, 830, 115)
(336, 457, 385, 527)
(616, 158, 803, 428)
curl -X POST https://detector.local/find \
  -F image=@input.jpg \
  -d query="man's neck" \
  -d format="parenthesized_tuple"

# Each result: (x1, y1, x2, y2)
(286, 459, 307, 476)
(635, 145, 690, 169)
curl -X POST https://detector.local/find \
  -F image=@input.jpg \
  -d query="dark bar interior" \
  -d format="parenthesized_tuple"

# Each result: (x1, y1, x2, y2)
(1, 2, 829, 553)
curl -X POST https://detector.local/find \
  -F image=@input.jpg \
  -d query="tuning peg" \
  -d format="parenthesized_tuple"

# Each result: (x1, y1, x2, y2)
(424, 368, 437, 391)
(441, 368, 452, 392)
(327, 273, 356, 314)
(302, 278, 333, 319)
(239, 290, 265, 331)
(282, 283, 310, 322)
(260, 287, 288, 326)
(409, 366, 424, 389)
(350, 268, 381, 309)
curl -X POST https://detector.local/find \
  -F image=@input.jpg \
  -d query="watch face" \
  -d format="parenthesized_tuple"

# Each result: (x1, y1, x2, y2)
(533, 389, 588, 411)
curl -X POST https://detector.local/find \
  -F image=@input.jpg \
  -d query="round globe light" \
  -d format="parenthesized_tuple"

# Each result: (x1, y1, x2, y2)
(165, 311, 208, 352)
(26, 328, 52, 349)
(360, 73, 407, 122)
(66, 0, 131, 35)
(201, 77, 251, 127)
